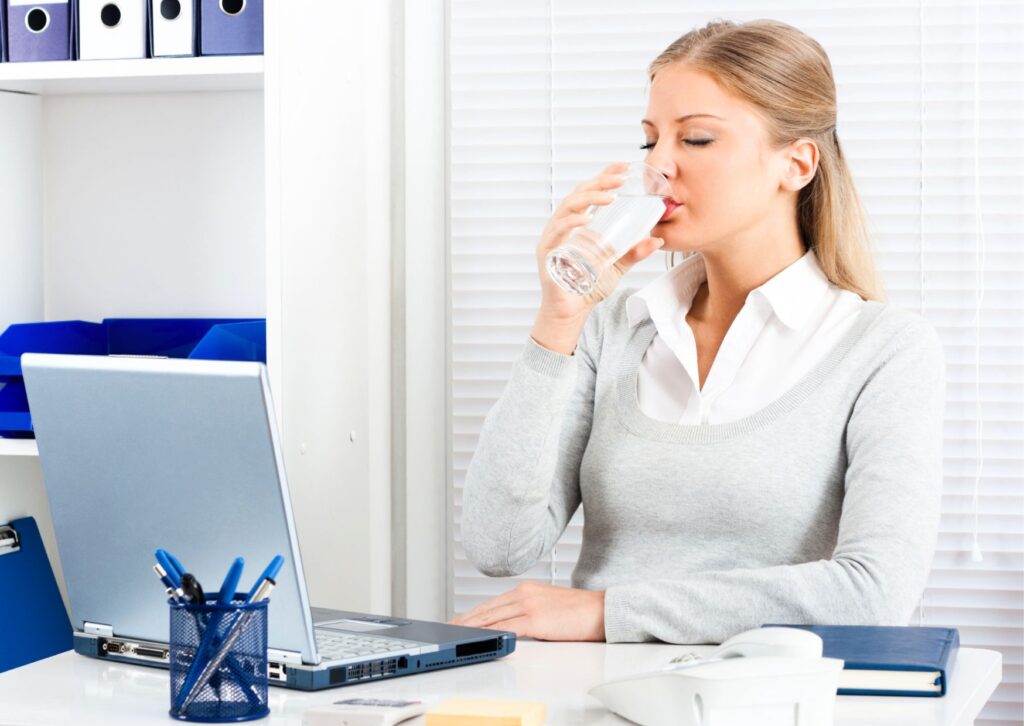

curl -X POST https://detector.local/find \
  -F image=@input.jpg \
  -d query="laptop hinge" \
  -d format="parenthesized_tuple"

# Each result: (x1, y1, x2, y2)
(0, 526, 20, 556)
(267, 648, 303, 666)
(84, 622, 114, 638)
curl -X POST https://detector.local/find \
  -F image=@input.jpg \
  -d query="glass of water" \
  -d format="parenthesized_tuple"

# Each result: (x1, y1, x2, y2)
(546, 162, 673, 296)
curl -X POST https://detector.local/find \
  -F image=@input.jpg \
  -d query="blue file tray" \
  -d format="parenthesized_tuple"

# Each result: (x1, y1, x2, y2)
(0, 517, 73, 672)
(0, 321, 106, 377)
(188, 320, 267, 363)
(0, 318, 265, 437)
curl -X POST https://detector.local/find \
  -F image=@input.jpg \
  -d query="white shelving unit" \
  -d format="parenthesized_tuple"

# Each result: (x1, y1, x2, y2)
(0, 439, 39, 457)
(0, 0, 398, 616)
(0, 55, 263, 94)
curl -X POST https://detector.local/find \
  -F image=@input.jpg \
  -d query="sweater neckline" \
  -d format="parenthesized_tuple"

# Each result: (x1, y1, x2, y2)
(614, 299, 887, 443)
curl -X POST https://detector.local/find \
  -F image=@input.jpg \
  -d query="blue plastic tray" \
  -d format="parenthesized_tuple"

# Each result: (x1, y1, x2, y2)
(0, 321, 106, 378)
(0, 318, 266, 438)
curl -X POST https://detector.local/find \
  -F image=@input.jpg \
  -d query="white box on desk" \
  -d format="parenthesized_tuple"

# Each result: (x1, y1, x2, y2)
(77, 0, 147, 60)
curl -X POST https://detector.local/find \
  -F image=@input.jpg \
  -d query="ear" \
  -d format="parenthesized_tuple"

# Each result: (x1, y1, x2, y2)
(779, 138, 819, 193)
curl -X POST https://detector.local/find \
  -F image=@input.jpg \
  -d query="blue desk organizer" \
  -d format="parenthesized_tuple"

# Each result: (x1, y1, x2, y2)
(0, 517, 73, 672)
(0, 317, 265, 438)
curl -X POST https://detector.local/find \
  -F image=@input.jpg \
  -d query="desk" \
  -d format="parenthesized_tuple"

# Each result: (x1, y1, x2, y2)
(0, 642, 1000, 725)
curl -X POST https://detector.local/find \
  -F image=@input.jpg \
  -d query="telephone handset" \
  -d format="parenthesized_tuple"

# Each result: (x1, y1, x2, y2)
(589, 627, 845, 726)
(662, 624, 823, 670)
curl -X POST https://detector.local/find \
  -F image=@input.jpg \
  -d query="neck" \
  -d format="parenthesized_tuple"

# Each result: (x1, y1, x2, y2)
(691, 236, 807, 328)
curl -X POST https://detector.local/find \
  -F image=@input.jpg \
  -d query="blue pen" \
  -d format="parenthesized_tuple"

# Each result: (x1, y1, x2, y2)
(178, 557, 255, 709)
(166, 551, 187, 582)
(246, 555, 284, 602)
(155, 550, 182, 588)
(217, 557, 245, 604)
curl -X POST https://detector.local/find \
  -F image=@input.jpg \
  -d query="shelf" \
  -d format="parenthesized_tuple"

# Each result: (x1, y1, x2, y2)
(0, 55, 264, 95)
(0, 439, 38, 457)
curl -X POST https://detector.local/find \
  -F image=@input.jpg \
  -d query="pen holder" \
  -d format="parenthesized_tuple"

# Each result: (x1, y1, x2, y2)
(168, 595, 269, 722)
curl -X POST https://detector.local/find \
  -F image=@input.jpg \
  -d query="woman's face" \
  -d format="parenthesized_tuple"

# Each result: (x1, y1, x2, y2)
(642, 63, 806, 254)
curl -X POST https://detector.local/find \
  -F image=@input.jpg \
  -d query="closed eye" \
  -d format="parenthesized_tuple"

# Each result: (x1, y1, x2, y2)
(640, 139, 712, 150)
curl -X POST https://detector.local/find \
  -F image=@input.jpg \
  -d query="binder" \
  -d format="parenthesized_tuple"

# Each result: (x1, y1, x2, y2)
(6, 0, 72, 62)
(148, 0, 193, 57)
(198, 0, 261, 56)
(76, 0, 146, 60)
(1, 0, 7, 62)
(762, 624, 960, 697)
(0, 517, 73, 672)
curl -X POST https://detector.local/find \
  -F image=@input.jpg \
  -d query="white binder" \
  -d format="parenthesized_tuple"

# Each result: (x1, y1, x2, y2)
(77, 0, 147, 60)
(149, 0, 194, 58)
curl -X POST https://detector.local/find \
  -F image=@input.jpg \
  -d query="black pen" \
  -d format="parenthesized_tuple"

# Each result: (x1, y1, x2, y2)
(180, 573, 206, 604)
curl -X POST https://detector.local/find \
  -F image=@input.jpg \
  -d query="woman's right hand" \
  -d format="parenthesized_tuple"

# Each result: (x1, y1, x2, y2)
(531, 161, 665, 355)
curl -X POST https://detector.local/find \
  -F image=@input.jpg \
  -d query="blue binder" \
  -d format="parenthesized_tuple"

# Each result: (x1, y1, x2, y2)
(0, 517, 73, 672)
(762, 623, 959, 697)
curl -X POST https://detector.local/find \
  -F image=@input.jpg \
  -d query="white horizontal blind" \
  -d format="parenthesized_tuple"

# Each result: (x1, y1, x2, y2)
(448, 2, 1024, 723)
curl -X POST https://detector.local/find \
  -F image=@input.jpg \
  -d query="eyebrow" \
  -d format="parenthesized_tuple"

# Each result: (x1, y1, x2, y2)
(640, 114, 724, 127)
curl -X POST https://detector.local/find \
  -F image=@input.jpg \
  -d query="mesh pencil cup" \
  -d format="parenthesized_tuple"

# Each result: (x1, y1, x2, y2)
(168, 594, 269, 722)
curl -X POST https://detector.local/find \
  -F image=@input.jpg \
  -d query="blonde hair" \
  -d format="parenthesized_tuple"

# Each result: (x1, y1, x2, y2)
(652, 19, 885, 302)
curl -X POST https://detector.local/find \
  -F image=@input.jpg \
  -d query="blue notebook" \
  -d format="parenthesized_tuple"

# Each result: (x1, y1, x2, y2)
(762, 624, 959, 697)
(0, 517, 73, 672)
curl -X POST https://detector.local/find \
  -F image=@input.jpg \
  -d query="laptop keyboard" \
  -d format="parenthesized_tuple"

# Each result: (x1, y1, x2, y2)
(315, 630, 423, 661)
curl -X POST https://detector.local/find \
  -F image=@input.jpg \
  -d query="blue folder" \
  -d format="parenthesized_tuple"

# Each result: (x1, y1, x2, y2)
(0, 517, 73, 672)
(762, 623, 959, 697)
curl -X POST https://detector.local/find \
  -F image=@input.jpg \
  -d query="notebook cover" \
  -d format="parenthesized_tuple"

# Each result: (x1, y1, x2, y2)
(761, 624, 959, 697)
(0, 517, 73, 672)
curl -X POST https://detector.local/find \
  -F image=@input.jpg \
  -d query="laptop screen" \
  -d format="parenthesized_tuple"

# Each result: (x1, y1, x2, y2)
(23, 354, 319, 664)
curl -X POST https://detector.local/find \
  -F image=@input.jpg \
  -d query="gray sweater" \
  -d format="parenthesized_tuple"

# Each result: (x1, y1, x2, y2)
(461, 288, 947, 644)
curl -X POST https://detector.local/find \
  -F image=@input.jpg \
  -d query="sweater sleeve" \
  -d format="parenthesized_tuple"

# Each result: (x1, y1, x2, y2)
(604, 318, 947, 644)
(460, 308, 603, 578)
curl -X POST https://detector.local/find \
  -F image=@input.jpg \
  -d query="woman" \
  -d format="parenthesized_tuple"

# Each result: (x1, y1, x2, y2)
(453, 19, 946, 644)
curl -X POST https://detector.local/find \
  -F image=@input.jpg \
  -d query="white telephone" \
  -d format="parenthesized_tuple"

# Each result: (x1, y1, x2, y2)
(589, 627, 845, 726)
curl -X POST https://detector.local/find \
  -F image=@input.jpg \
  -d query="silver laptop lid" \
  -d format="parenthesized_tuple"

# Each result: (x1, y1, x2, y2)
(22, 353, 319, 665)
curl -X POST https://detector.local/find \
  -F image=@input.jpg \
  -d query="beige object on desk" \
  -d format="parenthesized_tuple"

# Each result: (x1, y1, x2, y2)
(425, 698, 546, 726)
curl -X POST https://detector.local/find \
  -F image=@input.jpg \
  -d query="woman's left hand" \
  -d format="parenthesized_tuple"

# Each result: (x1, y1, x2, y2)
(449, 582, 606, 641)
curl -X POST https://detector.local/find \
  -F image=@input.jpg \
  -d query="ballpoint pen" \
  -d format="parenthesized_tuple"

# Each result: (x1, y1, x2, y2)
(153, 563, 185, 601)
(154, 550, 181, 588)
(217, 557, 245, 605)
(166, 552, 187, 583)
(245, 555, 284, 602)
(177, 577, 276, 712)
(198, 557, 246, 692)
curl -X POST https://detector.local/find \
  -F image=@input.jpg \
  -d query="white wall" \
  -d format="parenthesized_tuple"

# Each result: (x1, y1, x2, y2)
(42, 92, 266, 320)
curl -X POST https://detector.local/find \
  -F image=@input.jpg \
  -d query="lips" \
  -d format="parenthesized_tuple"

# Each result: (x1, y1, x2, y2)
(660, 198, 682, 222)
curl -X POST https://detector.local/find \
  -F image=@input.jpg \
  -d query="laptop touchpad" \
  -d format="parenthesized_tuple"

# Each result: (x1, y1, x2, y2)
(318, 619, 396, 633)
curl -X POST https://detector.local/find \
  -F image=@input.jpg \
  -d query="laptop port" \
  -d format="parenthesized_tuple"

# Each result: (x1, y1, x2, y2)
(135, 647, 169, 661)
(101, 640, 124, 655)
(268, 662, 287, 682)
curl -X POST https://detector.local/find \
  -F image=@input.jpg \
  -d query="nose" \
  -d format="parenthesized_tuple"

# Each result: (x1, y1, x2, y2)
(644, 149, 675, 179)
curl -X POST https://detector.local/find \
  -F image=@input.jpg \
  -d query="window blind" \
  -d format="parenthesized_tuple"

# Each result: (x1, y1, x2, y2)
(448, 2, 1023, 723)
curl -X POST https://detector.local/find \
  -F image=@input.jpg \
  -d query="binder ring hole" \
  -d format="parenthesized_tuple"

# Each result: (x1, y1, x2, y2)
(26, 7, 50, 33)
(160, 0, 181, 20)
(220, 0, 246, 16)
(100, 3, 121, 28)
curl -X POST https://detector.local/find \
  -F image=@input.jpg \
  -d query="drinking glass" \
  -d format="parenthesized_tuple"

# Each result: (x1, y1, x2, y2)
(546, 162, 673, 296)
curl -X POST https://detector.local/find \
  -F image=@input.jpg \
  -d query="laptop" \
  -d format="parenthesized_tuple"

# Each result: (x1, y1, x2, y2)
(21, 353, 515, 690)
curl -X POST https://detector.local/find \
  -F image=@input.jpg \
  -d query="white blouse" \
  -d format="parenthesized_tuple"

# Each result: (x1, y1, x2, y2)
(624, 248, 866, 425)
